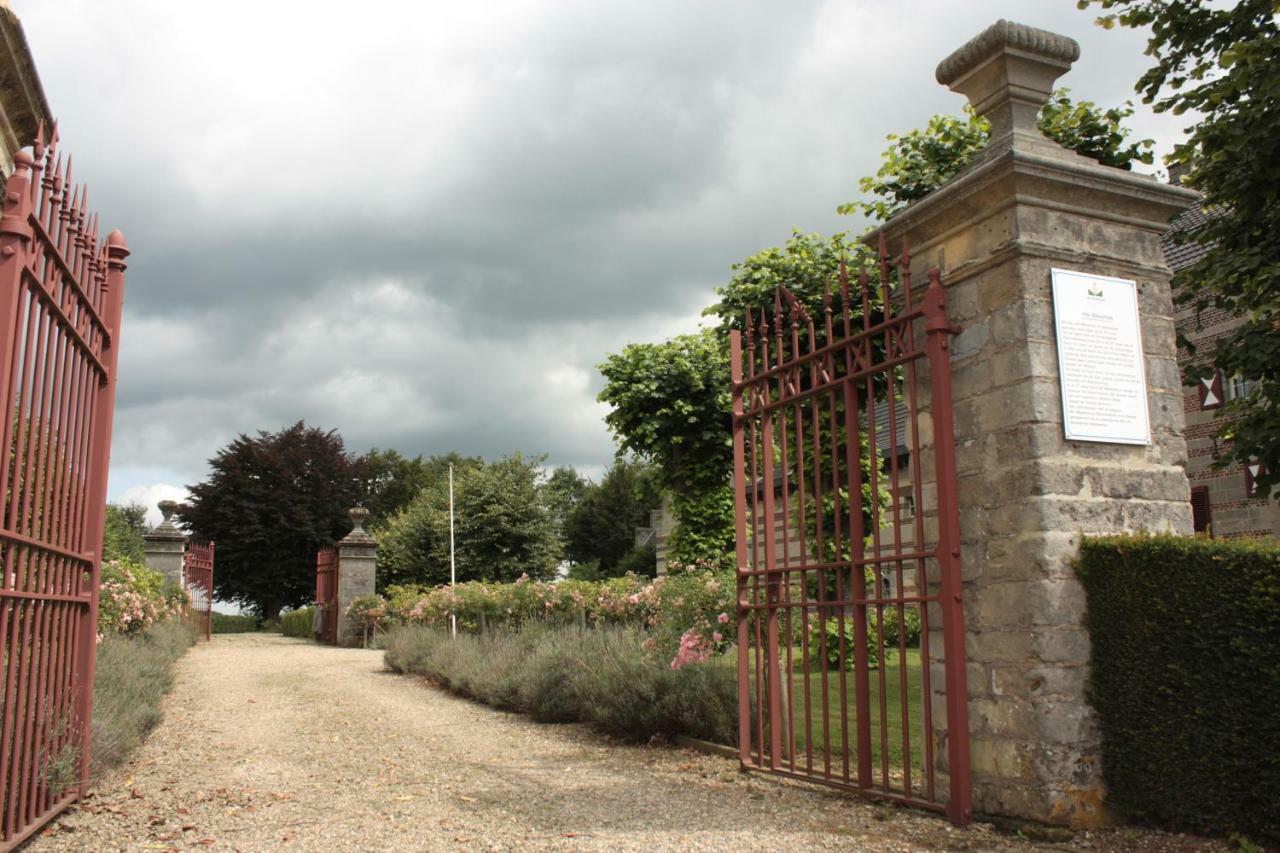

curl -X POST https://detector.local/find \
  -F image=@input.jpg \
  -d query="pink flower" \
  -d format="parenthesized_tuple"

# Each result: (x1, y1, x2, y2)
(717, 612, 730, 624)
(670, 628, 712, 670)
(713, 631, 724, 643)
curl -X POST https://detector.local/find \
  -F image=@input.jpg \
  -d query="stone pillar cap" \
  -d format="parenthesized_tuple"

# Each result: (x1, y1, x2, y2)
(145, 499, 186, 542)
(936, 20, 1080, 142)
(339, 506, 376, 546)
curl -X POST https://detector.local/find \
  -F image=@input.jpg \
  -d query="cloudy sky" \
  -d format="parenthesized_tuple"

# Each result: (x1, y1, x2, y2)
(16, 0, 1188, 522)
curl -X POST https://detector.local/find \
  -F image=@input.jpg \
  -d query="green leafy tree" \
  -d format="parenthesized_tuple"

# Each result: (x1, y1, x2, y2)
(376, 454, 560, 587)
(357, 449, 483, 527)
(842, 90, 1154, 221)
(599, 231, 885, 566)
(102, 503, 147, 563)
(598, 328, 733, 565)
(564, 458, 662, 575)
(544, 465, 588, 534)
(1080, 0, 1279, 497)
(178, 422, 362, 619)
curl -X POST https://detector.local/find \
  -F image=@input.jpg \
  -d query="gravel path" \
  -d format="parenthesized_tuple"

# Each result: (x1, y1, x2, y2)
(27, 634, 1223, 852)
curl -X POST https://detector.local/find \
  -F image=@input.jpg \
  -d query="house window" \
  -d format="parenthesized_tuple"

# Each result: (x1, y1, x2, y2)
(1190, 486, 1212, 536)
(1225, 373, 1256, 402)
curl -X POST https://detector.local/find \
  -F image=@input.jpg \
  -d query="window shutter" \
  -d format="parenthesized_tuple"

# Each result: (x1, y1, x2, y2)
(1245, 462, 1264, 498)
(1198, 370, 1224, 409)
(1190, 486, 1212, 534)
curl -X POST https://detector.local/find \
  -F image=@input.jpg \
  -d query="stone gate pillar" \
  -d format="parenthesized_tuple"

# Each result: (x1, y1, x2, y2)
(143, 500, 186, 587)
(875, 21, 1196, 826)
(335, 506, 377, 647)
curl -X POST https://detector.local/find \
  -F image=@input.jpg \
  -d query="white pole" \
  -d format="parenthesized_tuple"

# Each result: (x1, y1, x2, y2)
(449, 462, 457, 639)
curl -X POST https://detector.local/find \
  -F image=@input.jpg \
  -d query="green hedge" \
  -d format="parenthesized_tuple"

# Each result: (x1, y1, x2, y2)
(280, 606, 315, 639)
(211, 612, 260, 633)
(1077, 535, 1280, 842)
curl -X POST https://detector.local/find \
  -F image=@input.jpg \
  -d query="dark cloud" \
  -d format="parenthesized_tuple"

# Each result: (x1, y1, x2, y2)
(13, 0, 1187, 499)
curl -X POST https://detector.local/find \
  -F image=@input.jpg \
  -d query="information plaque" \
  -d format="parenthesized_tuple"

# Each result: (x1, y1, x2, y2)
(1050, 268, 1151, 445)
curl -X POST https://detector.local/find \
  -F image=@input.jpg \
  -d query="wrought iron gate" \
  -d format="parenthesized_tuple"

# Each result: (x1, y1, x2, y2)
(0, 128, 128, 848)
(184, 541, 214, 641)
(730, 238, 971, 823)
(314, 546, 338, 645)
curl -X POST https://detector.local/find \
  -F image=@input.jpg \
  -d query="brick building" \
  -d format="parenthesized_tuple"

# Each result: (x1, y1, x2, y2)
(1167, 201, 1279, 539)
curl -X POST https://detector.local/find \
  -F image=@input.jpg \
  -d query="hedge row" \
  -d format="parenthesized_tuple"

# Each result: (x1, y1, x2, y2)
(383, 563, 734, 661)
(382, 623, 738, 744)
(1077, 535, 1280, 842)
(211, 612, 260, 633)
(280, 606, 315, 639)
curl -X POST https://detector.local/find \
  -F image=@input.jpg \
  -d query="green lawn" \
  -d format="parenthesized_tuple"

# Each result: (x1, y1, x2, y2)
(745, 649, 928, 790)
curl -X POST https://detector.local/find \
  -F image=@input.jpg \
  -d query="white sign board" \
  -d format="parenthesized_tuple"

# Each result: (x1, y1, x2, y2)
(1051, 268, 1151, 445)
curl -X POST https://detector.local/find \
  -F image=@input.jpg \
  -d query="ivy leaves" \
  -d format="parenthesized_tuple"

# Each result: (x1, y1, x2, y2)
(842, 91, 1154, 222)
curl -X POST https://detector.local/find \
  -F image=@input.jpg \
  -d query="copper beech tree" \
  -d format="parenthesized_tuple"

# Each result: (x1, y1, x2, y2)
(179, 422, 363, 620)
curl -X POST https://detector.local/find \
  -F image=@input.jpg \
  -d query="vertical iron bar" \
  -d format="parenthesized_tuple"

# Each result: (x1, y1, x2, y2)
(731, 329, 753, 766)
(923, 269, 971, 824)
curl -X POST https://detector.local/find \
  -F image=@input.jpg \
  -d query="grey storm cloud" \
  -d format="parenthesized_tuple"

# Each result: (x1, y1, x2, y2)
(12, 0, 1188, 503)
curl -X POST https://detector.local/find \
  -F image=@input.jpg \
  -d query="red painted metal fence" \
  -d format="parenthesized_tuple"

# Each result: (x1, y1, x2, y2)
(0, 128, 128, 849)
(315, 546, 338, 645)
(183, 541, 214, 642)
(730, 238, 971, 823)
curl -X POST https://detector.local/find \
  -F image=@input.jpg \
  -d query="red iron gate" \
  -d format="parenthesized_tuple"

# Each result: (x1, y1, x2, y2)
(183, 541, 214, 641)
(314, 546, 338, 645)
(730, 238, 971, 823)
(0, 129, 129, 848)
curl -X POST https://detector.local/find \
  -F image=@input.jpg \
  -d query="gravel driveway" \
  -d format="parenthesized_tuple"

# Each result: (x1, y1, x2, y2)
(27, 634, 1223, 852)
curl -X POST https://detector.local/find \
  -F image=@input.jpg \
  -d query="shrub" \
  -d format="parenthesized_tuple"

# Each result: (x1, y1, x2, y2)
(211, 612, 260, 633)
(879, 606, 921, 648)
(90, 621, 196, 777)
(1077, 535, 1280, 842)
(98, 558, 183, 636)
(280, 606, 316, 639)
(381, 623, 738, 745)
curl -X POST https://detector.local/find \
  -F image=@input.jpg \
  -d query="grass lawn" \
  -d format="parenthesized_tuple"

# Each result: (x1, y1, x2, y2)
(743, 648, 928, 791)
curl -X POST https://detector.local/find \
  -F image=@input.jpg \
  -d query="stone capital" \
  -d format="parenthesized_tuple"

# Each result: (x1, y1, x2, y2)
(338, 506, 376, 547)
(937, 20, 1078, 144)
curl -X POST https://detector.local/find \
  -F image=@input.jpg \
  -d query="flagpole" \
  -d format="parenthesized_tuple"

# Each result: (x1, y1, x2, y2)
(449, 462, 457, 639)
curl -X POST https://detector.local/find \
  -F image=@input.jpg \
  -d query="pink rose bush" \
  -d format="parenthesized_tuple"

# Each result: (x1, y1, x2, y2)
(97, 558, 184, 637)
(382, 559, 736, 663)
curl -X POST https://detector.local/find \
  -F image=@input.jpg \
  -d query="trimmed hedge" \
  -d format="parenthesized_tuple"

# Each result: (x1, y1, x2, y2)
(1077, 535, 1280, 842)
(211, 612, 260, 633)
(280, 606, 315, 639)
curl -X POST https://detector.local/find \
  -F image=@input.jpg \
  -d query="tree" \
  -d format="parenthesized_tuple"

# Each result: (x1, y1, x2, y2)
(564, 458, 662, 575)
(841, 90, 1154, 221)
(598, 328, 733, 565)
(544, 465, 588, 531)
(179, 422, 362, 619)
(102, 503, 147, 563)
(1079, 0, 1279, 497)
(598, 231, 883, 566)
(376, 454, 561, 587)
(357, 449, 482, 527)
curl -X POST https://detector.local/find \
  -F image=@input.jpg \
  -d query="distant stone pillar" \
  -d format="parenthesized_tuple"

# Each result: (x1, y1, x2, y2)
(875, 21, 1196, 827)
(335, 507, 377, 647)
(143, 500, 186, 587)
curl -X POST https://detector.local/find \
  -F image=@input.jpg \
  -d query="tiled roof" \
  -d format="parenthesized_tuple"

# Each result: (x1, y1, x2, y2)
(1161, 204, 1213, 273)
